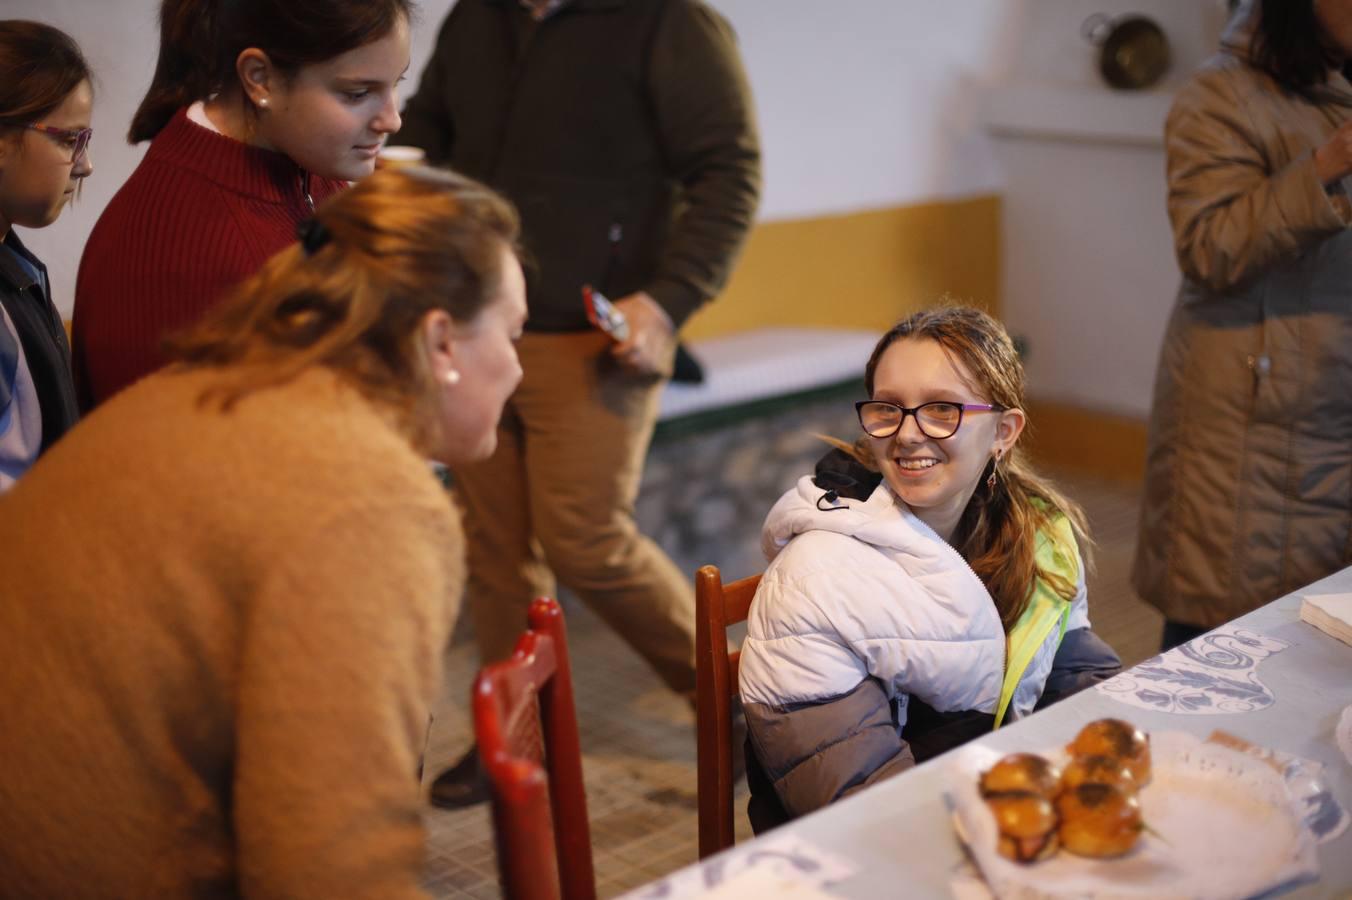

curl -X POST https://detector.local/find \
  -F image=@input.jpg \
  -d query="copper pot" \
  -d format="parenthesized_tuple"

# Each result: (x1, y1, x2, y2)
(1082, 13, 1171, 90)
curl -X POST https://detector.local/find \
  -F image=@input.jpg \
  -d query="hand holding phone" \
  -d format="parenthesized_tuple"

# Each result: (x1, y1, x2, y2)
(583, 284, 630, 342)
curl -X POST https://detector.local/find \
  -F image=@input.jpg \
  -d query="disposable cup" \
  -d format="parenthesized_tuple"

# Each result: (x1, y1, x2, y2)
(376, 145, 427, 170)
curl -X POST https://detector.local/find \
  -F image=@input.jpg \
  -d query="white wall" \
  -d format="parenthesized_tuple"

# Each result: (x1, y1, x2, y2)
(982, 0, 1233, 417)
(8, 0, 1239, 420)
(711, 0, 1014, 220)
(8, 0, 1017, 318)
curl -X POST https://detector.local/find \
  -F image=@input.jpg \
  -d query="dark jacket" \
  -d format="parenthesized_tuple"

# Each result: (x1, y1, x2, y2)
(1133, 10, 1352, 627)
(0, 232, 78, 457)
(398, 0, 761, 331)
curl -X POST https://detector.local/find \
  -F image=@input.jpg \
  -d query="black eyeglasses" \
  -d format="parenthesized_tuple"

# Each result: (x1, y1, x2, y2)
(855, 399, 1005, 440)
(25, 123, 92, 164)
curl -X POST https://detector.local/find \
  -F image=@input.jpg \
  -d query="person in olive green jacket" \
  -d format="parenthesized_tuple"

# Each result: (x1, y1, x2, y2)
(1134, 0, 1352, 650)
(397, 0, 761, 807)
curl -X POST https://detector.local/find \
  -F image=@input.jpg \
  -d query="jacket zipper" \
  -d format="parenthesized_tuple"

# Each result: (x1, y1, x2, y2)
(889, 488, 1049, 723)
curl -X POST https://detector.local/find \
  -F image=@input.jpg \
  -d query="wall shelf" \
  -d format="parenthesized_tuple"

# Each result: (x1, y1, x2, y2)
(981, 82, 1173, 147)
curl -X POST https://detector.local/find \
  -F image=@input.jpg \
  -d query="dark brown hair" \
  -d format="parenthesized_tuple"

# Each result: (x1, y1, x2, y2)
(0, 21, 92, 128)
(170, 166, 519, 453)
(129, 0, 413, 143)
(853, 305, 1092, 632)
(1251, 0, 1344, 94)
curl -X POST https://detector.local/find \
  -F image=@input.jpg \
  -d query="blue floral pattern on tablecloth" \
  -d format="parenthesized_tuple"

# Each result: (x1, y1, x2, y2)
(620, 833, 856, 899)
(1094, 624, 1290, 715)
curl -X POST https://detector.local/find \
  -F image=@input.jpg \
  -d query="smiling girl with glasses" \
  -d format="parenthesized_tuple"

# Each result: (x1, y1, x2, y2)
(736, 306, 1121, 829)
(0, 21, 93, 489)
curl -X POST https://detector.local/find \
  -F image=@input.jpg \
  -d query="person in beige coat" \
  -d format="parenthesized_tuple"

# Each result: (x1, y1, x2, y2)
(1134, 0, 1352, 650)
(0, 167, 527, 898)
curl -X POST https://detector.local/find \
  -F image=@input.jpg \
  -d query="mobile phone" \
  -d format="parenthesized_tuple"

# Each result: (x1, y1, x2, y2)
(583, 285, 630, 342)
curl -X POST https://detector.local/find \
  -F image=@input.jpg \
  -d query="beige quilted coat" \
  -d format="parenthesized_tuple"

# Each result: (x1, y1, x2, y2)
(1133, 12, 1352, 627)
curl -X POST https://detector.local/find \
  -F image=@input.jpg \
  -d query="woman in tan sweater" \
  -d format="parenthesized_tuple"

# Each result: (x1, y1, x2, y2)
(0, 166, 526, 898)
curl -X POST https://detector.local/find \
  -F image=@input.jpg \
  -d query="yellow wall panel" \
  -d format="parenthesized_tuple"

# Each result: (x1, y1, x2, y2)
(683, 194, 1002, 340)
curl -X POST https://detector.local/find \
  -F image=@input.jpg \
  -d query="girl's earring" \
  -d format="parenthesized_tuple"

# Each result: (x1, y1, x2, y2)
(987, 448, 1002, 491)
(257, 97, 270, 109)
(445, 369, 461, 386)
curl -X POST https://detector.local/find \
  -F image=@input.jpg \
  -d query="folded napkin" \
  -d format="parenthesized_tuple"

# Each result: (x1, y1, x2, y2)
(1300, 593, 1352, 647)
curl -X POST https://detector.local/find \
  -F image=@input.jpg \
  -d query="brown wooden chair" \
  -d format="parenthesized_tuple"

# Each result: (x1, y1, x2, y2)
(474, 597, 596, 900)
(695, 564, 762, 859)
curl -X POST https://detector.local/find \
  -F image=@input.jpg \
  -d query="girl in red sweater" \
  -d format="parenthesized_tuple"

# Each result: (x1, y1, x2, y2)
(72, 0, 410, 408)
(0, 22, 94, 485)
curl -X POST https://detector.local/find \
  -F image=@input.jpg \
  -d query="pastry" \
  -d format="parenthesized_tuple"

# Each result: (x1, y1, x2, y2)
(1060, 753, 1139, 794)
(987, 791, 1060, 864)
(1056, 783, 1143, 858)
(1066, 718, 1151, 786)
(979, 753, 1062, 799)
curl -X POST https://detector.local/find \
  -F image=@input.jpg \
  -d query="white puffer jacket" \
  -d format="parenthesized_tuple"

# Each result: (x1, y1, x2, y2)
(739, 476, 1089, 728)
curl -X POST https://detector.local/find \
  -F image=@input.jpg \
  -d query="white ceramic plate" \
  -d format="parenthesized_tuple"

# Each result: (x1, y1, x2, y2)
(946, 731, 1319, 900)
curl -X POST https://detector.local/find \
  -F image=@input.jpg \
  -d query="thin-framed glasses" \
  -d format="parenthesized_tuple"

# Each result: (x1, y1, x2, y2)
(25, 123, 92, 164)
(855, 399, 1005, 440)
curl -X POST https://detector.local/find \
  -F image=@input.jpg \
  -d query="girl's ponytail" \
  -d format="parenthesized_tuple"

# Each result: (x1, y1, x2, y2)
(128, 0, 224, 143)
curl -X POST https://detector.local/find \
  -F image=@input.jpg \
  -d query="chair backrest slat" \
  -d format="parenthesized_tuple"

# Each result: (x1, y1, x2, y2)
(474, 598, 596, 900)
(488, 759, 560, 900)
(722, 582, 757, 626)
(695, 564, 762, 859)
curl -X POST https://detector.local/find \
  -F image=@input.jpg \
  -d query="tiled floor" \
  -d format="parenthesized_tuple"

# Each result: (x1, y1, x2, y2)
(420, 399, 1157, 898)
(421, 594, 737, 899)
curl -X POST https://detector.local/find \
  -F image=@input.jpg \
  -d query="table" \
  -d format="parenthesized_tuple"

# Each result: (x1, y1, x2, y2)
(647, 567, 1352, 898)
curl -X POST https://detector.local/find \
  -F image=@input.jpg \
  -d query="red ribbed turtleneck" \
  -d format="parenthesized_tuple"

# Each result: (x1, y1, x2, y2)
(71, 108, 346, 409)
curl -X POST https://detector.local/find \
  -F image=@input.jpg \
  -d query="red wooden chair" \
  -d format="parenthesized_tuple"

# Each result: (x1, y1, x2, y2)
(694, 564, 762, 859)
(474, 597, 595, 900)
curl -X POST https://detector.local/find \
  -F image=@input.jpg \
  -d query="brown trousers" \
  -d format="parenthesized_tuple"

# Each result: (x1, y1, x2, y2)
(451, 331, 696, 694)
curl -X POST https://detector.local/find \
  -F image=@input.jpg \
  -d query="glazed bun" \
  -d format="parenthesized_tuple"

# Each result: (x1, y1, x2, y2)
(1056, 783, 1143, 858)
(1066, 719, 1151, 786)
(1060, 754, 1138, 795)
(980, 753, 1062, 799)
(987, 792, 1060, 864)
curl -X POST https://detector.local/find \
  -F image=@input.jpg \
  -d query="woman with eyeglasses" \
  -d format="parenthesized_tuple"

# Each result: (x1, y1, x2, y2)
(0, 22, 93, 488)
(0, 166, 526, 896)
(71, 0, 409, 409)
(736, 306, 1121, 827)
